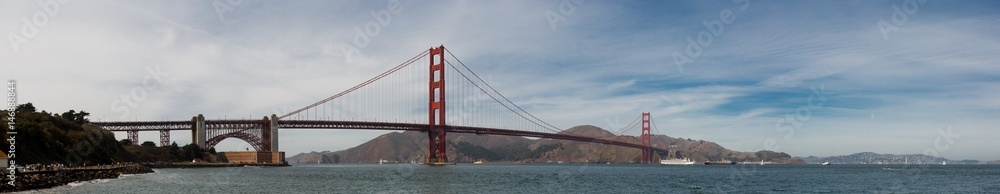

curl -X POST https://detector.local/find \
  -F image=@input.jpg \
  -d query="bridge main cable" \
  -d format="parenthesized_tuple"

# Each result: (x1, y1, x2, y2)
(219, 49, 430, 138)
(444, 48, 563, 133)
(279, 50, 430, 120)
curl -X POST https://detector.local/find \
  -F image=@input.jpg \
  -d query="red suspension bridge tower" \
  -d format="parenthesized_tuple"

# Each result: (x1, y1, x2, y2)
(427, 45, 449, 165)
(641, 112, 652, 164)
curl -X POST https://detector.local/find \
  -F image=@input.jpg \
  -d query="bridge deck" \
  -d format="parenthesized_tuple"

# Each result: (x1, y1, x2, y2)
(92, 120, 669, 153)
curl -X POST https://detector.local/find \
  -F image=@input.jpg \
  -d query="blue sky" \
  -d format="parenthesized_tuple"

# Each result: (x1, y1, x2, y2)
(1, 1, 998, 160)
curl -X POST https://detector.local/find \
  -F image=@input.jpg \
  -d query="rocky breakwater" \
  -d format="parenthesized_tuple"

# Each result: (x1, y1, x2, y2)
(0, 165, 154, 192)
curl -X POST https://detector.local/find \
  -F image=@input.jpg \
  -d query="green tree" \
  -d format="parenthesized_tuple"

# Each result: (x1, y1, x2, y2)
(61, 110, 76, 121)
(181, 143, 204, 160)
(141, 141, 157, 147)
(168, 142, 182, 161)
(74, 111, 90, 124)
(120, 139, 133, 145)
(58, 110, 90, 124)
(16, 103, 36, 113)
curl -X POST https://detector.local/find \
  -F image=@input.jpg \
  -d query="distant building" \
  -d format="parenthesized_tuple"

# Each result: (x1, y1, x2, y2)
(221, 151, 285, 164)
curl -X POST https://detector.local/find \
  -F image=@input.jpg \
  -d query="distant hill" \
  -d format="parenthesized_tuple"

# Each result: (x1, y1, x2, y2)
(798, 152, 979, 164)
(287, 125, 804, 164)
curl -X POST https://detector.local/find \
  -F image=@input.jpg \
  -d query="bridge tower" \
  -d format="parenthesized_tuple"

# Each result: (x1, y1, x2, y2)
(641, 112, 652, 164)
(159, 130, 170, 146)
(261, 116, 272, 151)
(427, 45, 449, 165)
(127, 130, 138, 145)
(194, 114, 206, 148)
(270, 114, 279, 152)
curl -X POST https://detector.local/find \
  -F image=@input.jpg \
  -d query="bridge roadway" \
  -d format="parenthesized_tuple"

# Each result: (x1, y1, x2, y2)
(92, 120, 670, 153)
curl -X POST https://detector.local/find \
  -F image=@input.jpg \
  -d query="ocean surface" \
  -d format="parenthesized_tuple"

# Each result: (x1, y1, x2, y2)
(27, 164, 1000, 193)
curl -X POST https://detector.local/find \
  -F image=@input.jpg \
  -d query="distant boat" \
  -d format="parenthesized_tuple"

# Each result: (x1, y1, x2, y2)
(704, 159, 737, 165)
(660, 158, 695, 166)
(378, 159, 389, 164)
(942, 161, 947, 166)
(473, 160, 484, 165)
(760, 159, 765, 166)
(821, 161, 830, 166)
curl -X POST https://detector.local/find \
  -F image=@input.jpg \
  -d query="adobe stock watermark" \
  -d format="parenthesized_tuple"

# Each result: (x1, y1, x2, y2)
(544, 0, 586, 31)
(718, 85, 829, 191)
(5, 80, 17, 186)
(714, 158, 759, 192)
(452, 73, 503, 128)
(602, 116, 629, 134)
(61, 76, 117, 167)
(888, 126, 960, 192)
(340, 0, 413, 64)
(110, 65, 171, 120)
(877, 0, 928, 41)
(671, 0, 751, 73)
(7, 0, 71, 54)
(213, 0, 247, 22)
(764, 84, 830, 152)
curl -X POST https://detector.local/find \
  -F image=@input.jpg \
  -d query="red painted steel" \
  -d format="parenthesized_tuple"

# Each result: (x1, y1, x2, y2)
(641, 112, 652, 164)
(127, 130, 138, 145)
(94, 120, 670, 154)
(160, 130, 170, 147)
(427, 45, 448, 164)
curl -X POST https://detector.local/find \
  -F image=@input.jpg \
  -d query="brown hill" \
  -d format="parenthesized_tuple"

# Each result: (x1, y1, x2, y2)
(286, 131, 535, 164)
(286, 126, 804, 164)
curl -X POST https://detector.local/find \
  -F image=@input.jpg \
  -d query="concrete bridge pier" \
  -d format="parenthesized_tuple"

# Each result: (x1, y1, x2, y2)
(270, 114, 279, 152)
(193, 114, 206, 148)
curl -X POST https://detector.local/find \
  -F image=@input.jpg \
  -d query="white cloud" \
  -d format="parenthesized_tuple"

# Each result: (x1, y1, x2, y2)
(1, 1, 997, 160)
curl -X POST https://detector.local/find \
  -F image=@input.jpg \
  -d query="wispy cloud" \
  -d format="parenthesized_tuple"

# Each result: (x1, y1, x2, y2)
(1, 0, 997, 160)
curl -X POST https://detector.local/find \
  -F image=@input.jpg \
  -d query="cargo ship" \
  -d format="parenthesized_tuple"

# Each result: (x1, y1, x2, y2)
(704, 159, 737, 165)
(660, 158, 696, 166)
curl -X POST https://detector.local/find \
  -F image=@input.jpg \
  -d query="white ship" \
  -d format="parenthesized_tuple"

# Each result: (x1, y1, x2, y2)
(660, 158, 695, 166)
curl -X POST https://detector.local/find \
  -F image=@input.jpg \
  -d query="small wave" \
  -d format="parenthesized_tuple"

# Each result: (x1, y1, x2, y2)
(67, 178, 112, 187)
(24, 178, 116, 193)
(66, 182, 86, 187)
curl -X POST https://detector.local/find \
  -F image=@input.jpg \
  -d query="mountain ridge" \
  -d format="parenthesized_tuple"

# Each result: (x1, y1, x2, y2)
(287, 125, 804, 164)
(798, 152, 980, 164)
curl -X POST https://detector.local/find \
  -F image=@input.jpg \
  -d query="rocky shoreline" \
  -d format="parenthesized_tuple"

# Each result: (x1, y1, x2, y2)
(148, 162, 290, 168)
(0, 165, 154, 192)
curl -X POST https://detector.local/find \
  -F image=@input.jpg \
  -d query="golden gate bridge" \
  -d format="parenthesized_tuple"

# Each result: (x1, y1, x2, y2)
(92, 45, 669, 164)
